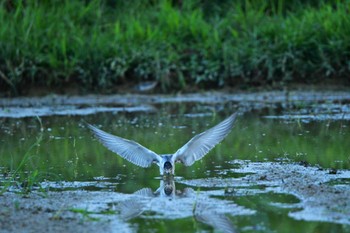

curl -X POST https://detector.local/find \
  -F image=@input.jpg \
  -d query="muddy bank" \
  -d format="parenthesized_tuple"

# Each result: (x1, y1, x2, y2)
(0, 191, 133, 233)
(1, 91, 350, 107)
(1, 161, 349, 233)
(0, 91, 350, 118)
(180, 160, 350, 225)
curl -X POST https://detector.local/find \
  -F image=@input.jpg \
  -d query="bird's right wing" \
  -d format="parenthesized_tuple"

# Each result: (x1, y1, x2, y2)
(194, 202, 237, 233)
(88, 124, 160, 167)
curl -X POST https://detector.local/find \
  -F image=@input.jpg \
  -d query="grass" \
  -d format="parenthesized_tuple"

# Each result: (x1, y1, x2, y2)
(0, 0, 349, 95)
(0, 117, 46, 195)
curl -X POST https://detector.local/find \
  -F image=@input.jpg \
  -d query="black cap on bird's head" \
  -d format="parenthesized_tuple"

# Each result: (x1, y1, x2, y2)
(163, 161, 172, 173)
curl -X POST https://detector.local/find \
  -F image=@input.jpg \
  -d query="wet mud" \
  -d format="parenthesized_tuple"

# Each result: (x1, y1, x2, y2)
(1, 161, 349, 232)
(1, 91, 350, 118)
(180, 160, 350, 225)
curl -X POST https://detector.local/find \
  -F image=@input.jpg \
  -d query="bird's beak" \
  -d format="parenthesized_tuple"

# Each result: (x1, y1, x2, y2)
(162, 171, 174, 179)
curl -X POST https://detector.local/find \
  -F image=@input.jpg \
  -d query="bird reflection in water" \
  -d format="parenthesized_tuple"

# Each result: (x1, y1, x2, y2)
(114, 178, 237, 233)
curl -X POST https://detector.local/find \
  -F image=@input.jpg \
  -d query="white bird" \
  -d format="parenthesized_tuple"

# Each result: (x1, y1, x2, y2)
(88, 113, 237, 176)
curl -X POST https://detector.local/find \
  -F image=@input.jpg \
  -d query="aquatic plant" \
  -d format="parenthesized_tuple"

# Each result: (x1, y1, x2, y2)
(0, 117, 46, 195)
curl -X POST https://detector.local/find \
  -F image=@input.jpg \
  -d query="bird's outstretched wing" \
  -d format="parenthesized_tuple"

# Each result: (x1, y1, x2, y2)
(88, 124, 160, 167)
(194, 202, 237, 233)
(172, 113, 237, 166)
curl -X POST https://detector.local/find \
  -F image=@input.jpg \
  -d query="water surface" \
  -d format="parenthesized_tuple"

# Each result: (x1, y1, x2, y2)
(1, 98, 350, 232)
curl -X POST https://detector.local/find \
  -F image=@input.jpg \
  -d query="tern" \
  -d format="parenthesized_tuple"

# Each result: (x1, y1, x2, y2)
(88, 113, 237, 176)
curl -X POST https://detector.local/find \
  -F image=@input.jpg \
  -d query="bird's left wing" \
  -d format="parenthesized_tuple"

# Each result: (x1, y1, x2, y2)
(172, 113, 237, 166)
(88, 124, 160, 167)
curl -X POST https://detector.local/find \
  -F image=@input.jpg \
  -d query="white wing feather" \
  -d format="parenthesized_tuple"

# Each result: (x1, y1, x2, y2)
(172, 113, 237, 166)
(88, 124, 160, 167)
(194, 202, 237, 233)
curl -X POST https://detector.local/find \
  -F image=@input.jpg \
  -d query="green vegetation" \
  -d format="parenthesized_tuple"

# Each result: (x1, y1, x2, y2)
(0, 0, 349, 95)
(0, 117, 46, 195)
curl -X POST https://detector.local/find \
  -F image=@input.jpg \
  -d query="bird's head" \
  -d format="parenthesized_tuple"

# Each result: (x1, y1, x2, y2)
(163, 161, 173, 175)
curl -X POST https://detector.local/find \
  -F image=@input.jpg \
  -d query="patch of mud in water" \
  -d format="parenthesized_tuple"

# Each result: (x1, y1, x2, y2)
(40, 180, 119, 192)
(264, 113, 350, 121)
(2, 180, 121, 194)
(183, 112, 213, 118)
(179, 160, 350, 225)
(0, 191, 134, 233)
(264, 103, 350, 121)
(1, 91, 350, 118)
(0, 105, 156, 118)
(2, 91, 350, 106)
(0, 178, 254, 233)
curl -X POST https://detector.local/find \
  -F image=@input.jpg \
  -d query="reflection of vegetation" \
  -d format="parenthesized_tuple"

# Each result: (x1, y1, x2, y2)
(0, 0, 349, 94)
(0, 111, 349, 185)
(234, 194, 347, 233)
(233, 114, 350, 169)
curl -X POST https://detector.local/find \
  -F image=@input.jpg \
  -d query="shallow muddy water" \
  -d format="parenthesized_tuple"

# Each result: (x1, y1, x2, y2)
(0, 92, 350, 233)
